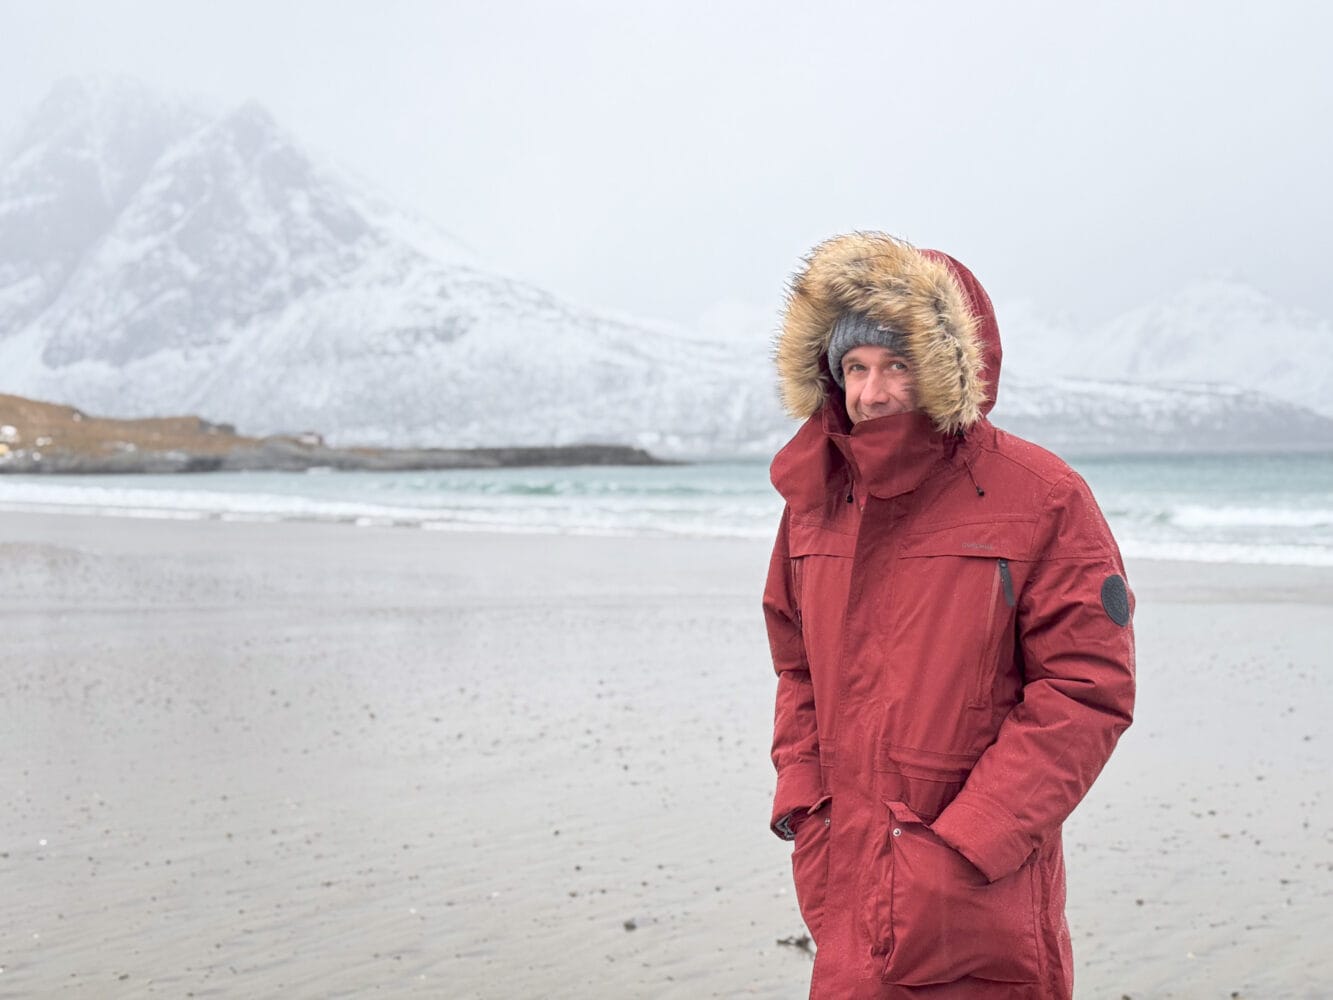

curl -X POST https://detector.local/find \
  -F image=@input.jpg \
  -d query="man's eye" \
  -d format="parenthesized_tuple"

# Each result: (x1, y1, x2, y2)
(891, 362, 909, 371)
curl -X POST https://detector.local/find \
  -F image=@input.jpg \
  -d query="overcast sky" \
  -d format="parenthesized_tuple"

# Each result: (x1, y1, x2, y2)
(2, 0, 1331, 333)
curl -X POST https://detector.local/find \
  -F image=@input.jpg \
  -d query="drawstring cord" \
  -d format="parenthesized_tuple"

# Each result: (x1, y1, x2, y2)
(965, 460, 985, 497)
(958, 434, 985, 497)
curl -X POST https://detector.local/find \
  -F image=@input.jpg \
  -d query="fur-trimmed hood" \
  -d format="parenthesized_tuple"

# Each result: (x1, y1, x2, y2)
(775, 232, 1002, 434)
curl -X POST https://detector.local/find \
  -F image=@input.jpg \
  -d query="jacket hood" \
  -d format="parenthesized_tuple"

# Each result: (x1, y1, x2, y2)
(775, 232, 1002, 434)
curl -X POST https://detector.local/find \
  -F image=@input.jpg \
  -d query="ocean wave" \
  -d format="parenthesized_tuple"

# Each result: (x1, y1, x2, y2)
(3, 461, 1332, 565)
(1119, 539, 1333, 568)
(0, 477, 782, 539)
(1167, 503, 1333, 529)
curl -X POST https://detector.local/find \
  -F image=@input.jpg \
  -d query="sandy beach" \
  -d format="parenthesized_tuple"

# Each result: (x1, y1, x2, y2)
(3, 512, 1330, 999)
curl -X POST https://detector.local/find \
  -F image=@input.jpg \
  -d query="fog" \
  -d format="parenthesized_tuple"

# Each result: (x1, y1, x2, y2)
(2, 1, 1330, 331)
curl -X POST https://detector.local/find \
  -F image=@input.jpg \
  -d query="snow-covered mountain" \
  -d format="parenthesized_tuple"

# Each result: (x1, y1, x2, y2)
(0, 78, 208, 341)
(0, 78, 1329, 457)
(1000, 281, 1333, 418)
(990, 374, 1333, 454)
(0, 78, 787, 455)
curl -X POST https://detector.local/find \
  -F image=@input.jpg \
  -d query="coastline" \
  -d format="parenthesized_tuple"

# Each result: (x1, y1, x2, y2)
(0, 440, 666, 474)
(3, 512, 1330, 998)
(0, 392, 669, 473)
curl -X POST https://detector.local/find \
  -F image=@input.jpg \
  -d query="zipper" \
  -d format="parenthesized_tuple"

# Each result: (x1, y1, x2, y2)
(969, 565, 1002, 708)
(971, 558, 1014, 709)
(998, 558, 1015, 607)
(791, 559, 803, 626)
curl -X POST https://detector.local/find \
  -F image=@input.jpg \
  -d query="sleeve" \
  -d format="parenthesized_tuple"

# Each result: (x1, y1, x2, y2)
(931, 472, 1136, 882)
(764, 506, 824, 839)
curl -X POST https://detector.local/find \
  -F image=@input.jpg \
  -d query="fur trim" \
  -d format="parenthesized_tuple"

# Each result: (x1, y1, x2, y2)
(775, 232, 987, 434)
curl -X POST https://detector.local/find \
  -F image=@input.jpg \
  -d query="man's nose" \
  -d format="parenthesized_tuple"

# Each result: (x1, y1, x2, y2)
(862, 370, 891, 401)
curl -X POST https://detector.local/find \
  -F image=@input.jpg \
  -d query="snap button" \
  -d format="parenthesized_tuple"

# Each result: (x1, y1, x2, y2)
(891, 827, 902, 837)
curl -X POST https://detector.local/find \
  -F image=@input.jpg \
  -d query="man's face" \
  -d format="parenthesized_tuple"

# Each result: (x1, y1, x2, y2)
(841, 344, 918, 424)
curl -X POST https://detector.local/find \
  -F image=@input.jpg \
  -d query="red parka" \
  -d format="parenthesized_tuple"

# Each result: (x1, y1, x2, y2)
(764, 234, 1135, 999)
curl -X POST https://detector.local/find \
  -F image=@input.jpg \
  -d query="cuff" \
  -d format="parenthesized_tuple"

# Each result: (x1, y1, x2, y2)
(774, 795, 832, 841)
(931, 791, 1034, 883)
(770, 761, 823, 839)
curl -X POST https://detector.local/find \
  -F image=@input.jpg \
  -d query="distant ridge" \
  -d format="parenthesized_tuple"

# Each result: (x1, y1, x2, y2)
(999, 280, 1333, 418)
(0, 393, 661, 473)
(992, 376, 1333, 455)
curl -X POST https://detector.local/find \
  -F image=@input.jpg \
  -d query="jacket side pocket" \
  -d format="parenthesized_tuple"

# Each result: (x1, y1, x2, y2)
(880, 801, 1040, 986)
(790, 796, 833, 940)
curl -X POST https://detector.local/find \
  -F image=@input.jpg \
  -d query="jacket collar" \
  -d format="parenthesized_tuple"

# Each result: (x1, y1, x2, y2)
(829, 405, 948, 500)
(771, 397, 950, 513)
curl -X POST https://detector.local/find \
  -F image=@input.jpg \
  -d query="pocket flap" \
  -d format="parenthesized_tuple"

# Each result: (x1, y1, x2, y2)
(884, 800, 927, 825)
(877, 743, 979, 780)
(790, 520, 857, 558)
(899, 520, 1034, 560)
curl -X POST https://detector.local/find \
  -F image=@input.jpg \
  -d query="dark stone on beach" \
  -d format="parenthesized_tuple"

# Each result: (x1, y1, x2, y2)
(776, 933, 814, 955)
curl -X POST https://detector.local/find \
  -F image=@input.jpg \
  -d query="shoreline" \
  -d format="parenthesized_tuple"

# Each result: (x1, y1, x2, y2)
(2, 500, 1332, 572)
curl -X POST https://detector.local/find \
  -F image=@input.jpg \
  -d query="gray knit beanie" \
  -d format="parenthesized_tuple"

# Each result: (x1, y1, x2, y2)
(827, 312, 907, 387)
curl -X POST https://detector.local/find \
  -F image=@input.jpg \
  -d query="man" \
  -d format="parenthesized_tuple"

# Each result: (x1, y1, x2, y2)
(763, 233, 1135, 999)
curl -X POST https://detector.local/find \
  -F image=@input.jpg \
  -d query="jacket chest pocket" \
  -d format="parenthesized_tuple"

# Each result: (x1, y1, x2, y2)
(897, 525, 1031, 710)
(789, 520, 857, 629)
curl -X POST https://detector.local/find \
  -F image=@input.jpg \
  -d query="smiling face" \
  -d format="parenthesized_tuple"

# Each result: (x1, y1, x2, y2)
(841, 344, 918, 425)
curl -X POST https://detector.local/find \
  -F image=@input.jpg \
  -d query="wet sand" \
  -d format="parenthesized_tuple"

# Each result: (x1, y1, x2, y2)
(2, 513, 1330, 998)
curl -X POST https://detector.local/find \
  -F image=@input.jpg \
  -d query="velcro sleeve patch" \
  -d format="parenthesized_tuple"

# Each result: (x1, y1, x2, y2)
(1101, 574, 1131, 627)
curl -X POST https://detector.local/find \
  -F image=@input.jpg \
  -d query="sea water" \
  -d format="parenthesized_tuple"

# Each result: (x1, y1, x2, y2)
(1, 452, 1330, 566)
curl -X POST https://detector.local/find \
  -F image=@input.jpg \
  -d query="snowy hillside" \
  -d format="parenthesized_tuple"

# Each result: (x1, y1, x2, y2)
(0, 79, 1329, 457)
(1000, 282, 1333, 418)
(990, 375, 1333, 454)
(0, 78, 793, 457)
